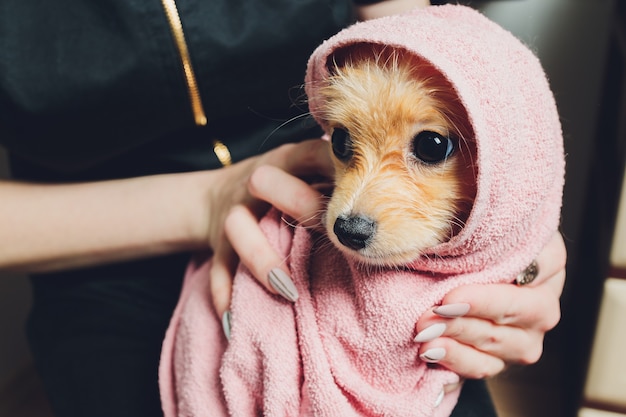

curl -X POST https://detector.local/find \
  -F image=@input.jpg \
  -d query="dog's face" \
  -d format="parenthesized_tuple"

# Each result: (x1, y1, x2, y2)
(317, 48, 476, 266)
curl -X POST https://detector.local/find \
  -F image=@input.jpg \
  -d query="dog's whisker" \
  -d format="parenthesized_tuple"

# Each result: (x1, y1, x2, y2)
(280, 216, 300, 229)
(258, 112, 316, 150)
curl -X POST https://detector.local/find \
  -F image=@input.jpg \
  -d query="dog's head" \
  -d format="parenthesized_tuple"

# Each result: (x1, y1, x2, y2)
(305, 5, 563, 277)
(316, 47, 476, 266)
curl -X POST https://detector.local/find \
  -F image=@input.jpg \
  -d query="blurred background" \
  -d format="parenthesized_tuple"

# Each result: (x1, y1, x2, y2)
(0, 0, 624, 416)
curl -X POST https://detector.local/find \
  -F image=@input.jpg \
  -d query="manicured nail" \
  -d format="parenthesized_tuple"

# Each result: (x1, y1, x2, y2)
(434, 389, 445, 408)
(268, 268, 299, 302)
(420, 347, 447, 363)
(222, 310, 232, 340)
(433, 303, 470, 318)
(414, 323, 446, 343)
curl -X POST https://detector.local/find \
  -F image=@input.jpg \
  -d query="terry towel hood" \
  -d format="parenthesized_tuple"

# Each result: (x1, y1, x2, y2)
(160, 5, 565, 417)
(305, 4, 564, 274)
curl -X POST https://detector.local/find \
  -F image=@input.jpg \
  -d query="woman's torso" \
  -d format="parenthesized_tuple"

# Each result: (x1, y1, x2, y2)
(0, 0, 354, 180)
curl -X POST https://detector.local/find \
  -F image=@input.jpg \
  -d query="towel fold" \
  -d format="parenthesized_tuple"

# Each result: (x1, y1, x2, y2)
(160, 5, 565, 416)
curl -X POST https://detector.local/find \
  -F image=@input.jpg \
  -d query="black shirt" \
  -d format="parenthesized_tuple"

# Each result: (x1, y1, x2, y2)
(0, 0, 353, 178)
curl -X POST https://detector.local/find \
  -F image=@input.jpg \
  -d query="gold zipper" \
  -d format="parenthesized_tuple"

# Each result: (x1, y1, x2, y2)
(160, 0, 208, 126)
(160, 0, 232, 166)
(212, 140, 232, 166)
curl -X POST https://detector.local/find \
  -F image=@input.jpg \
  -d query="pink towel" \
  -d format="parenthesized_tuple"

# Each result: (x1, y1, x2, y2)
(160, 5, 565, 417)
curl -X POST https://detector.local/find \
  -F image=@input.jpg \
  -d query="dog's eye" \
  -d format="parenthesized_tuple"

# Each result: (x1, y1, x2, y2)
(412, 131, 454, 164)
(331, 128, 353, 161)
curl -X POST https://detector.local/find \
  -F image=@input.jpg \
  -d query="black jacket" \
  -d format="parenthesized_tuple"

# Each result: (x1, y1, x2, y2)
(0, 0, 353, 178)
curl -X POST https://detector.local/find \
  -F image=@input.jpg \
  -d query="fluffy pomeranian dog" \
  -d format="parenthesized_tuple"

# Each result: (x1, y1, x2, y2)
(160, 7, 565, 417)
(316, 46, 477, 266)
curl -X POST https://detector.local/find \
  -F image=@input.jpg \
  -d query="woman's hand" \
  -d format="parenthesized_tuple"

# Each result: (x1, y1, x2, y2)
(414, 232, 566, 379)
(0, 138, 331, 319)
(207, 139, 333, 319)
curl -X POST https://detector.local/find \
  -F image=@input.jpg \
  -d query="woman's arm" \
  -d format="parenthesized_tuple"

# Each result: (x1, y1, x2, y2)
(0, 173, 210, 272)
(354, 0, 431, 21)
(0, 139, 332, 282)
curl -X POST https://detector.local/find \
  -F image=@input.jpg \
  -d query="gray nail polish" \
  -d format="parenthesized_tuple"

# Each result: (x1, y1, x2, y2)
(433, 303, 470, 318)
(414, 322, 446, 343)
(222, 310, 232, 340)
(434, 389, 445, 408)
(420, 347, 447, 363)
(268, 268, 299, 302)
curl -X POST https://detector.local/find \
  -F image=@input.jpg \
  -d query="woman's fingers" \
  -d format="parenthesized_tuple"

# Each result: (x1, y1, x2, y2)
(264, 139, 334, 178)
(414, 284, 558, 368)
(418, 337, 507, 379)
(225, 140, 330, 297)
(530, 232, 567, 296)
(248, 165, 327, 228)
(426, 232, 566, 331)
(223, 205, 298, 302)
(209, 239, 237, 319)
(207, 139, 331, 317)
(416, 314, 544, 365)
(414, 232, 566, 375)
(437, 282, 561, 331)
(209, 200, 302, 322)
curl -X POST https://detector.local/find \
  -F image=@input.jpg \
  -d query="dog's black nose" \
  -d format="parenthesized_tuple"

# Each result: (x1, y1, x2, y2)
(333, 215, 376, 250)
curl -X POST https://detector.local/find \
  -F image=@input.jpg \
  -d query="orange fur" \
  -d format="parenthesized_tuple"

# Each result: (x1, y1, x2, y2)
(318, 47, 476, 266)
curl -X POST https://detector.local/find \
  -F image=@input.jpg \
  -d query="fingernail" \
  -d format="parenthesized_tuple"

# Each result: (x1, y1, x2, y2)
(433, 303, 470, 318)
(414, 323, 446, 343)
(268, 268, 299, 302)
(222, 310, 232, 340)
(434, 389, 445, 408)
(420, 347, 447, 363)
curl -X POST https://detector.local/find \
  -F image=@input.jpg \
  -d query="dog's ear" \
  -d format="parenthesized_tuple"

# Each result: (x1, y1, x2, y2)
(326, 43, 393, 75)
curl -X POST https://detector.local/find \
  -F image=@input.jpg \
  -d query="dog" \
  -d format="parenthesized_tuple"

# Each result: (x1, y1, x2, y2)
(161, 7, 565, 416)
(316, 46, 477, 266)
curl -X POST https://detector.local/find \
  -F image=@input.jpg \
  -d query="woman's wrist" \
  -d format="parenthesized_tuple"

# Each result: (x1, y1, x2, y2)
(182, 168, 221, 251)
